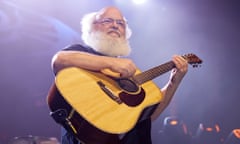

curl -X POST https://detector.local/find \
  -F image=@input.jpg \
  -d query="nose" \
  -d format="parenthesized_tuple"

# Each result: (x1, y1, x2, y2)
(111, 21, 119, 29)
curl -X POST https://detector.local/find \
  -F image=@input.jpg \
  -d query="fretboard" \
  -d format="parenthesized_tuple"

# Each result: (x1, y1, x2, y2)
(133, 61, 175, 85)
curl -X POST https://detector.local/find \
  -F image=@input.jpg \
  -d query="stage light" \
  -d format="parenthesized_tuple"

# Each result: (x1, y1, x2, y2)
(160, 116, 191, 144)
(224, 129, 240, 144)
(192, 123, 223, 144)
(132, 0, 147, 5)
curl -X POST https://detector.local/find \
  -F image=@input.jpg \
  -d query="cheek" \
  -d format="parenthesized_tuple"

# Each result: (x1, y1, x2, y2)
(120, 29, 126, 38)
(93, 24, 107, 32)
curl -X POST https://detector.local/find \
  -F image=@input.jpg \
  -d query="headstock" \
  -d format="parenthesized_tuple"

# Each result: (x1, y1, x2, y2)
(182, 53, 203, 68)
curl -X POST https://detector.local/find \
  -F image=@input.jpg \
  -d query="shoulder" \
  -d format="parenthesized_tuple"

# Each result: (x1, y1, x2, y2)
(63, 44, 88, 51)
(62, 44, 104, 56)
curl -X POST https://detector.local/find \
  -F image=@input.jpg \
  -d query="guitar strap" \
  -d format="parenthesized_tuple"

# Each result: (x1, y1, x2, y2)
(47, 83, 78, 137)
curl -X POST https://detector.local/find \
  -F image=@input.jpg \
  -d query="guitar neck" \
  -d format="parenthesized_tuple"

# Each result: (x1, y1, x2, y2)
(133, 61, 175, 85)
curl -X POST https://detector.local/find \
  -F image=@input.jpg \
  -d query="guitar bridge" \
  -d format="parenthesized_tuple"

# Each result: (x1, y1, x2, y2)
(97, 81, 122, 104)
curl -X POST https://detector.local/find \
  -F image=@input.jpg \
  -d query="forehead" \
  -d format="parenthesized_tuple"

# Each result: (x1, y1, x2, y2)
(97, 7, 124, 20)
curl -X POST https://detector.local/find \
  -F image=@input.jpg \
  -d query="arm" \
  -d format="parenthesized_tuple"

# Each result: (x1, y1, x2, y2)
(151, 55, 188, 121)
(51, 50, 137, 78)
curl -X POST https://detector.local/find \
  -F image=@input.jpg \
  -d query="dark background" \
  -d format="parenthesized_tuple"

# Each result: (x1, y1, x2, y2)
(0, 0, 239, 143)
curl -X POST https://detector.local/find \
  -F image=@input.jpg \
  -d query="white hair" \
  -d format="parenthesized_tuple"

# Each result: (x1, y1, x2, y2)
(80, 11, 132, 44)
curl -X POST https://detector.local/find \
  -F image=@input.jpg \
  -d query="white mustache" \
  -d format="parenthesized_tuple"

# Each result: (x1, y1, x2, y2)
(107, 29, 121, 37)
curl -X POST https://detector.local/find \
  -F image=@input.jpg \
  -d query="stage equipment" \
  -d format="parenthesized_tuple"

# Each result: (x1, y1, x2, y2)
(224, 129, 240, 144)
(8, 135, 59, 144)
(159, 116, 191, 144)
(193, 123, 223, 144)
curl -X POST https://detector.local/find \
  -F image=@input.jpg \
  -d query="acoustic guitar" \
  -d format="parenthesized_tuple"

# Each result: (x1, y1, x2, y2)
(47, 53, 202, 144)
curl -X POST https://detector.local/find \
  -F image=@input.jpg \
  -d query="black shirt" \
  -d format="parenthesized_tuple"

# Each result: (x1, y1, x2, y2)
(60, 44, 152, 144)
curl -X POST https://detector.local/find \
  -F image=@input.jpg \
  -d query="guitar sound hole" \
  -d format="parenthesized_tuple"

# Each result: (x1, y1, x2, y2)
(117, 78, 139, 93)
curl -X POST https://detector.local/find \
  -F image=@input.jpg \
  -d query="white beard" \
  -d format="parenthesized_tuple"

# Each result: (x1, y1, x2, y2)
(84, 31, 131, 57)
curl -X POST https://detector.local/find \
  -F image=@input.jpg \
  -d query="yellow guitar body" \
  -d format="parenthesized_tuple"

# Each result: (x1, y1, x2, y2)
(55, 67, 163, 134)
